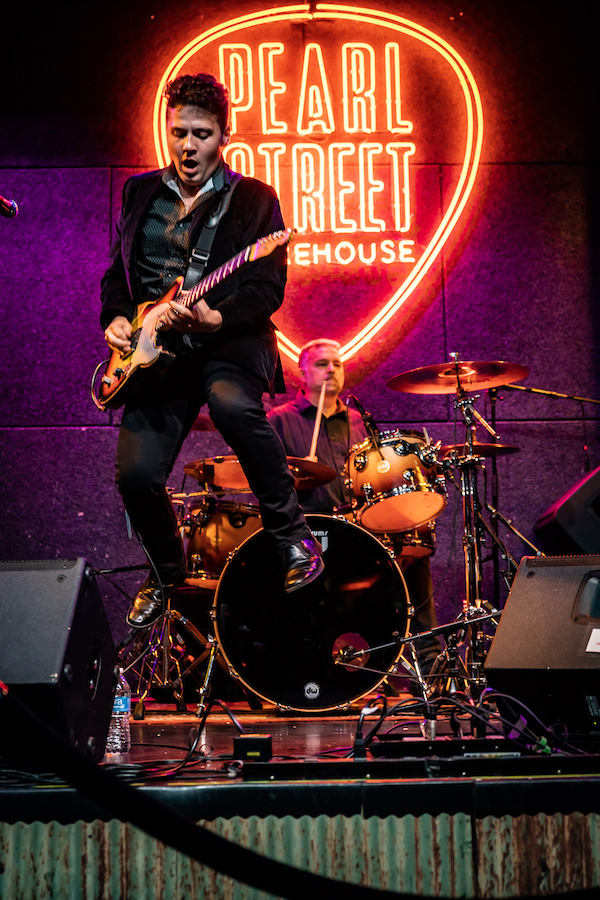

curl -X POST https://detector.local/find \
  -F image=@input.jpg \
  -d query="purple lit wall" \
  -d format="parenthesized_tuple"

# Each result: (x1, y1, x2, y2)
(1, 0, 598, 647)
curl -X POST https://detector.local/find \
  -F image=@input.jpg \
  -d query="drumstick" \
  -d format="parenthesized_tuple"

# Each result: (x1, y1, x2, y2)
(308, 379, 327, 459)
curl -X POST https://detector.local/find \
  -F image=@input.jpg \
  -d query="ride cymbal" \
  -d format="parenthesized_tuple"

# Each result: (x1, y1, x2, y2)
(386, 361, 530, 394)
(439, 441, 521, 459)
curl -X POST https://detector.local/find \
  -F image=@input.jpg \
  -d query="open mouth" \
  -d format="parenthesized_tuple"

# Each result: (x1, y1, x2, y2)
(182, 159, 197, 172)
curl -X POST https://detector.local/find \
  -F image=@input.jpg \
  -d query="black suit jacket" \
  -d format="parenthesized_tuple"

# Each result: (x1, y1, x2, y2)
(100, 164, 287, 392)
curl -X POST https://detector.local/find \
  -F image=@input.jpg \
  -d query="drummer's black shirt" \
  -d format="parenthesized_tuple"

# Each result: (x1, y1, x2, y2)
(268, 392, 367, 513)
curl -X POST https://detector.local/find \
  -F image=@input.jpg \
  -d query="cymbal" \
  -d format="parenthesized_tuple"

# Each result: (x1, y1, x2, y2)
(184, 456, 249, 490)
(386, 361, 530, 394)
(190, 413, 216, 431)
(440, 441, 521, 459)
(287, 456, 337, 489)
(184, 455, 337, 491)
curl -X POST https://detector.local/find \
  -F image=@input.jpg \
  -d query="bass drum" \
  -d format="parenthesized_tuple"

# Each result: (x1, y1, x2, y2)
(213, 515, 410, 711)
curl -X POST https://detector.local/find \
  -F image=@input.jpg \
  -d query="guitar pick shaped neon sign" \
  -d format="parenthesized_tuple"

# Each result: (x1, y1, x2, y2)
(153, 4, 483, 363)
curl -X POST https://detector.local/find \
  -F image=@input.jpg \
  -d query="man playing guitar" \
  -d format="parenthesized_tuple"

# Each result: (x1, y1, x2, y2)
(101, 72, 322, 630)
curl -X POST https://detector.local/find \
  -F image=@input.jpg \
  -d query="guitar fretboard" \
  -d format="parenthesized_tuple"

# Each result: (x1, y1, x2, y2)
(182, 244, 254, 308)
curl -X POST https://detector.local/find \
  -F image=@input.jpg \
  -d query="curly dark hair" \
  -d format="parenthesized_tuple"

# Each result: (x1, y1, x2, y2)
(164, 73, 229, 133)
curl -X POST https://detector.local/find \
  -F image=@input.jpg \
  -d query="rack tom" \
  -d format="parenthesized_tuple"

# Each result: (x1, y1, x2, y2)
(346, 430, 446, 532)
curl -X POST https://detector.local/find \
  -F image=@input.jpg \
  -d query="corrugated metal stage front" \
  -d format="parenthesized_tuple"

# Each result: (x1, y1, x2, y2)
(1, 705, 600, 899)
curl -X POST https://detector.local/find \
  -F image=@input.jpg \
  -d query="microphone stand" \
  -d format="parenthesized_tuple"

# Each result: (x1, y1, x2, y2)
(347, 395, 384, 459)
(497, 384, 600, 405)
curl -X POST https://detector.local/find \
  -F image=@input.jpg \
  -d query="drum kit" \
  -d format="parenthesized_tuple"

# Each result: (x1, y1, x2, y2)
(125, 354, 544, 719)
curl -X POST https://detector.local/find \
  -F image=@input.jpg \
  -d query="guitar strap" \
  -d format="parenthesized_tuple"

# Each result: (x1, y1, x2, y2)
(182, 173, 242, 291)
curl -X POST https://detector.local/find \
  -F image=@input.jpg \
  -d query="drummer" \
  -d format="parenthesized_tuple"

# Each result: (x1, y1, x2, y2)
(268, 338, 442, 680)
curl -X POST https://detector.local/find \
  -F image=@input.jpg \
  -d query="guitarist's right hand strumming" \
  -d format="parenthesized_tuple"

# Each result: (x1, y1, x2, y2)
(105, 315, 132, 353)
(161, 296, 223, 334)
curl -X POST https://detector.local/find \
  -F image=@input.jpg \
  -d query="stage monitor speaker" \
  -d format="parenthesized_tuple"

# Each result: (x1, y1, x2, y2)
(534, 465, 600, 555)
(0, 558, 116, 763)
(484, 555, 600, 735)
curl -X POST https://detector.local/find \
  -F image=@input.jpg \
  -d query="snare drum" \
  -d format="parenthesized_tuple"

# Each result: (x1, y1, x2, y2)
(346, 430, 446, 532)
(213, 514, 410, 711)
(381, 521, 436, 560)
(187, 499, 262, 580)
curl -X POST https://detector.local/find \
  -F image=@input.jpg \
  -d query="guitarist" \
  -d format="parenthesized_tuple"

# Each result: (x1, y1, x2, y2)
(101, 72, 323, 630)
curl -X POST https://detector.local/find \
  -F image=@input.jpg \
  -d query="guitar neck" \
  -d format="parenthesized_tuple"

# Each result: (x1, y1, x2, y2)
(179, 245, 253, 309)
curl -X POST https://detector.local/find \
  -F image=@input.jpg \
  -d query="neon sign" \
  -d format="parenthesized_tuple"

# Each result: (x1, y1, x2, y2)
(153, 5, 483, 363)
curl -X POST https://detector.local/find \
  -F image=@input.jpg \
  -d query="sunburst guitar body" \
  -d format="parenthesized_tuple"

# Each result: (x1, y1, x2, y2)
(92, 229, 293, 410)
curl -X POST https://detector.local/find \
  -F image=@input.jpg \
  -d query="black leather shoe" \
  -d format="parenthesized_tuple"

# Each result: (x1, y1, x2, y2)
(280, 536, 324, 593)
(126, 575, 185, 629)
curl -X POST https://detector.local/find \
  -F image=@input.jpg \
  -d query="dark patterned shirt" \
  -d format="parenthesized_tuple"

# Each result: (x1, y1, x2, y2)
(136, 163, 224, 300)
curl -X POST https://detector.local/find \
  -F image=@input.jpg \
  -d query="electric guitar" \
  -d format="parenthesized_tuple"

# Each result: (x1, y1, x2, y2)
(92, 228, 293, 410)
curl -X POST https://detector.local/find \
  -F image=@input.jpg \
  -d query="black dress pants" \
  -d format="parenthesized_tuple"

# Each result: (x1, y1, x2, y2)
(116, 352, 310, 582)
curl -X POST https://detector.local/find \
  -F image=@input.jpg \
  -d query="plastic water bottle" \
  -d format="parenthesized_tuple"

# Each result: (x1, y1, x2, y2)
(105, 668, 131, 757)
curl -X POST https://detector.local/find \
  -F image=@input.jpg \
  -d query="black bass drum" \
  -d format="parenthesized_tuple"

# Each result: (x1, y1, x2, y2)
(213, 514, 410, 711)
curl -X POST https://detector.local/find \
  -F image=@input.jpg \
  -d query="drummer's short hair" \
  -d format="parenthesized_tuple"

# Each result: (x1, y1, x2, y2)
(298, 339, 342, 371)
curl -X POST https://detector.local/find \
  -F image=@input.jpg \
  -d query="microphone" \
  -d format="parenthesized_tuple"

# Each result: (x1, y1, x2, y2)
(0, 194, 18, 218)
(348, 395, 380, 444)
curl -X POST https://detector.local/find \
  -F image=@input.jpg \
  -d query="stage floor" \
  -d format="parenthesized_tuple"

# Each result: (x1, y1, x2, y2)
(3, 692, 600, 899)
(3, 685, 600, 825)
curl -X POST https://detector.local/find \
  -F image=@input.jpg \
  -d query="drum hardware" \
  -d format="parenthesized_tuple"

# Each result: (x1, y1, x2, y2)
(335, 610, 500, 704)
(386, 354, 532, 699)
(348, 394, 385, 461)
(480, 501, 545, 590)
(183, 454, 337, 492)
(112, 491, 259, 718)
(120, 596, 263, 719)
(489, 380, 600, 604)
(379, 522, 437, 561)
(116, 578, 245, 719)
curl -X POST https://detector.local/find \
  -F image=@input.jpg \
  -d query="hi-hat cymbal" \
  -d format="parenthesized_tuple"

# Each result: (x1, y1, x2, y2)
(440, 441, 521, 459)
(184, 455, 337, 491)
(184, 456, 249, 490)
(387, 361, 530, 394)
(190, 413, 216, 431)
(287, 457, 337, 489)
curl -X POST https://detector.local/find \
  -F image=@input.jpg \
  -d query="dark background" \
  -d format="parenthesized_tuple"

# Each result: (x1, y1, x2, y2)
(1, 0, 598, 648)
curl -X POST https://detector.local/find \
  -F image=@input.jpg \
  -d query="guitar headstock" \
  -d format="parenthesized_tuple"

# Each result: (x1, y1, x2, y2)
(249, 228, 295, 261)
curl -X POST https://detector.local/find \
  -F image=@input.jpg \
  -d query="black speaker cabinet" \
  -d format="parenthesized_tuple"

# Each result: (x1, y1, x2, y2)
(484, 555, 600, 735)
(0, 558, 116, 763)
(534, 466, 600, 555)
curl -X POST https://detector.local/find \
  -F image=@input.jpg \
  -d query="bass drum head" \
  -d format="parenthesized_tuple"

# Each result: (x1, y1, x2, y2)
(214, 514, 409, 711)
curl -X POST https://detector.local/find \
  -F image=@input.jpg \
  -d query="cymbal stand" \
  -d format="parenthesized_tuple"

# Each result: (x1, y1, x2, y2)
(447, 362, 502, 695)
(479, 502, 545, 585)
